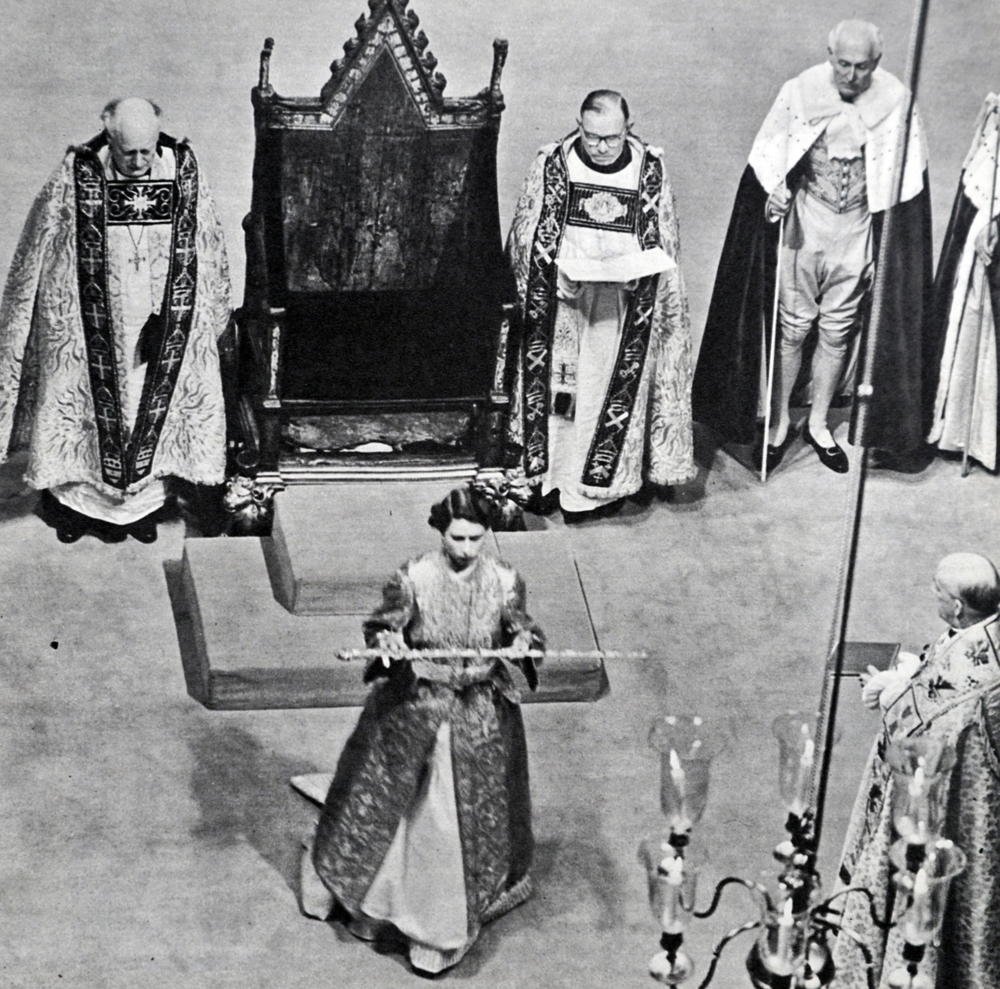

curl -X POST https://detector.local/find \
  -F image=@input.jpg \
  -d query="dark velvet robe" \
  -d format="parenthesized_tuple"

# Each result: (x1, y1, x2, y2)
(692, 165, 935, 454)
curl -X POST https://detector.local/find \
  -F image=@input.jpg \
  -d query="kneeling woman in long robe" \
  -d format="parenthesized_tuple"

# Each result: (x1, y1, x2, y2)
(302, 486, 544, 974)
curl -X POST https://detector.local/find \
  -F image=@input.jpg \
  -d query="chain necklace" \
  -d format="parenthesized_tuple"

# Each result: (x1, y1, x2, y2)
(125, 226, 147, 273)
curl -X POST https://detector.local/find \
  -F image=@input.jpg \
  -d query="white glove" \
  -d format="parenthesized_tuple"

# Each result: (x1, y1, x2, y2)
(895, 651, 922, 677)
(860, 666, 892, 709)
(765, 184, 793, 222)
(975, 218, 999, 267)
(859, 663, 916, 711)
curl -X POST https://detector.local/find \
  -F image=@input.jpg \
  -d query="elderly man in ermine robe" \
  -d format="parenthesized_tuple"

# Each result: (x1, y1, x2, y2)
(928, 94, 1000, 472)
(507, 90, 694, 523)
(0, 97, 231, 542)
(693, 20, 934, 475)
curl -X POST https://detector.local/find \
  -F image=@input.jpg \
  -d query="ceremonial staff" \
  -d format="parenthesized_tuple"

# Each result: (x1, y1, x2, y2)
(761, 216, 786, 483)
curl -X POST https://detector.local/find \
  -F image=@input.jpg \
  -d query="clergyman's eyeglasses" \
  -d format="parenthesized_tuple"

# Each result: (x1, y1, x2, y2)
(579, 129, 626, 149)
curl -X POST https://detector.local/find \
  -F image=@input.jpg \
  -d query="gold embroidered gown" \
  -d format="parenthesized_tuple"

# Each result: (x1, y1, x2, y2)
(309, 549, 543, 972)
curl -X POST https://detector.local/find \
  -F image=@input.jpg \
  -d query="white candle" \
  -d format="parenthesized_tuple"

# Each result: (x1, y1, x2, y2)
(669, 748, 686, 794)
(658, 856, 686, 933)
(905, 766, 929, 844)
(800, 738, 815, 772)
(773, 899, 796, 975)
(791, 736, 814, 814)
(905, 867, 932, 945)
(668, 748, 690, 830)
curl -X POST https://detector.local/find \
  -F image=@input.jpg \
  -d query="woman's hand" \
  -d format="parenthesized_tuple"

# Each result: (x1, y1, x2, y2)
(373, 630, 406, 654)
(508, 630, 536, 655)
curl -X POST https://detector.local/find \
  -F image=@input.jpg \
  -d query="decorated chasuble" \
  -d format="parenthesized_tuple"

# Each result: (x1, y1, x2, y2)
(880, 617, 1000, 746)
(833, 614, 1000, 988)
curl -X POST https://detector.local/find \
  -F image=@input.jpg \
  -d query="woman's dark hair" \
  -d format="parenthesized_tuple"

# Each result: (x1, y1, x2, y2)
(428, 485, 494, 533)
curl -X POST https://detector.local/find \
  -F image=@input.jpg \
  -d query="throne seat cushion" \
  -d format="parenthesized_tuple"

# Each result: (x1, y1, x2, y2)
(284, 410, 471, 453)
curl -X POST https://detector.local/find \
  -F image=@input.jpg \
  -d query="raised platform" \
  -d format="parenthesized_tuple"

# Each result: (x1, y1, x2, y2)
(174, 483, 609, 709)
(265, 482, 449, 615)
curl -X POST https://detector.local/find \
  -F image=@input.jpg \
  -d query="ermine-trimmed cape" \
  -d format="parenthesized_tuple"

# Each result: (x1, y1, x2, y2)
(693, 64, 935, 454)
(928, 94, 1000, 470)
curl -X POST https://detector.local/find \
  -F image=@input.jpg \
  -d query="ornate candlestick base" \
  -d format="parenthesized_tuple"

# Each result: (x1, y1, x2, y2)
(886, 943, 933, 989)
(650, 932, 695, 985)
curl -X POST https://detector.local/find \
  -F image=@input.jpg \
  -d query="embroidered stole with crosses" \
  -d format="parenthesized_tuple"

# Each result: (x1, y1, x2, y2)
(521, 145, 663, 487)
(73, 136, 198, 490)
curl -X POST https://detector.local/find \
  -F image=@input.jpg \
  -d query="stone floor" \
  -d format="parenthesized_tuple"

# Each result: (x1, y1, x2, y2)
(1, 430, 996, 988)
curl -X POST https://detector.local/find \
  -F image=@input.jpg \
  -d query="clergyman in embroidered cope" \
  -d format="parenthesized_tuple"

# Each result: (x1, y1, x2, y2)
(0, 99, 231, 526)
(833, 554, 1000, 988)
(506, 92, 694, 514)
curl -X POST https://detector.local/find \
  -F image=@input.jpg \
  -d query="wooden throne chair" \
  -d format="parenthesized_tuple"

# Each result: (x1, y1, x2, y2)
(233, 1, 513, 484)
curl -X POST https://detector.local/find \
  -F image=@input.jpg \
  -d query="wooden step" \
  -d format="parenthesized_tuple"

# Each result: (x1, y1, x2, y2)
(265, 482, 448, 615)
(176, 532, 608, 710)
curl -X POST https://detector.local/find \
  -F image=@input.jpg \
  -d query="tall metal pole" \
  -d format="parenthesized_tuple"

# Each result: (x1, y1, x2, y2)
(761, 217, 786, 483)
(808, 0, 932, 848)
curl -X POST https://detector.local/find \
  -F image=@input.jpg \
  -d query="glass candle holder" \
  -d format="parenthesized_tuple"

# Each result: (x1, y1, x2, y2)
(772, 712, 829, 818)
(648, 715, 728, 836)
(639, 838, 702, 933)
(638, 838, 702, 985)
(885, 738, 956, 849)
(755, 898, 810, 979)
(889, 837, 967, 945)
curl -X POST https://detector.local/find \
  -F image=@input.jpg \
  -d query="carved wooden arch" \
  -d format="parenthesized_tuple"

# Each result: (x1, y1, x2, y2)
(253, 0, 507, 132)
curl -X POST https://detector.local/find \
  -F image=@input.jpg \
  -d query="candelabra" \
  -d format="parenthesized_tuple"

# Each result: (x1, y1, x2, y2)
(639, 715, 966, 989)
(640, 714, 726, 984)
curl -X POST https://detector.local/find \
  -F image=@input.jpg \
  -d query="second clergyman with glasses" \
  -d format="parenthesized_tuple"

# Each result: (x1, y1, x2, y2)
(506, 90, 695, 523)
